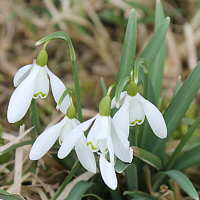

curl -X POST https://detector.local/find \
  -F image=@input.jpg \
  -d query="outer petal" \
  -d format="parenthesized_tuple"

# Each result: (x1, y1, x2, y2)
(7, 66, 40, 123)
(111, 91, 127, 109)
(75, 134, 96, 173)
(137, 93, 167, 138)
(113, 95, 131, 139)
(58, 116, 97, 159)
(13, 64, 33, 87)
(33, 65, 49, 98)
(111, 122, 133, 163)
(99, 153, 117, 190)
(129, 95, 145, 126)
(29, 117, 67, 160)
(47, 68, 70, 114)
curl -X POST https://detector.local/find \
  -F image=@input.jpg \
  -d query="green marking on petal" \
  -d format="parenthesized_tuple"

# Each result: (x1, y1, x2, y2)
(87, 142, 97, 151)
(60, 141, 63, 144)
(131, 119, 143, 125)
(33, 92, 46, 98)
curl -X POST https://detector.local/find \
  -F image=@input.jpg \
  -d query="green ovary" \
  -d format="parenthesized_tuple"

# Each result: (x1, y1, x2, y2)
(33, 92, 46, 98)
(87, 142, 97, 151)
(131, 119, 142, 125)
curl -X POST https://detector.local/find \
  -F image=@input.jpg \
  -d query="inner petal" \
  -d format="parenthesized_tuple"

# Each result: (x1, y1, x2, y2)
(33, 66, 49, 99)
(99, 139, 108, 154)
(129, 96, 145, 126)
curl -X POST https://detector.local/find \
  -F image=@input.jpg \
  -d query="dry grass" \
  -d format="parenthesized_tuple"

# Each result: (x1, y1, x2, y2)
(0, 0, 200, 199)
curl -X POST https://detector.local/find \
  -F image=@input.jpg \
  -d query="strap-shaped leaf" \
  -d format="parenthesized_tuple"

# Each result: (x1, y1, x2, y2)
(149, 0, 166, 105)
(132, 146, 162, 170)
(172, 145, 200, 171)
(161, 170, 199, 200)
(66, 181, 94, 200)
(0, 190, 25, 200)
(115, 9, 137, 83)
(124, 191, 159, 200)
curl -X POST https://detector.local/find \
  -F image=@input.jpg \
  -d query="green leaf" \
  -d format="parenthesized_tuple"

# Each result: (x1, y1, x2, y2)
(161, 170, 199, 200)
(0, 190, 25, 200)
(132, 146, 162, 170)
(115, 159, 132, 173)
(125, 163, 138, 191)
(66, 181, 94, 200)
(149, 0, 166, 105)
(172, 75, 181, 100)
(115, 9, 137, 83)
(172, 145, 200, 171)
(165, 115, 200, 170)
(0, 140, 34, 156)
(124, 191, 159, 200)
(152, 62, 200, 157)
(139, 17, 169, 70)
(100, 77, 107, 97)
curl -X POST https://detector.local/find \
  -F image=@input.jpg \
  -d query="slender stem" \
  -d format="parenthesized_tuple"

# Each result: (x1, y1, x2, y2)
(72, 61, 83, 122)
(143, 73, 149, 100)
(30, 99, 42, 137)
(50, 160, 79, 200)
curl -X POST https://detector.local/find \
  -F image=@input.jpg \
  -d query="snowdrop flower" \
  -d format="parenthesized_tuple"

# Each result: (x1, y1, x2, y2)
(29, 104, 95, 173)
(58, 95, 133, 190)
(7, 49, 70, 123)
(112, 81, 167, 139)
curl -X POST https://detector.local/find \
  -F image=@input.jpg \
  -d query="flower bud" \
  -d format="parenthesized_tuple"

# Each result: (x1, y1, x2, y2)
(66, 105, 76, 119)
(127, 81, 138, 96)
(99, 95, 111, 116)
(36, 50, 48, 67)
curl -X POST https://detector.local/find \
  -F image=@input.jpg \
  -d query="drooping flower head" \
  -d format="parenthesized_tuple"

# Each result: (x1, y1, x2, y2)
(112, 80, 167, 139)
(7, 48, 70, 123)
(58, 88, 133, 190)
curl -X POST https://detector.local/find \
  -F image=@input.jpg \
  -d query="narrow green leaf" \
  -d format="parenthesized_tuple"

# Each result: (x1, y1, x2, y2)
(161, 170, 199, 200)
(152, 62, 200, 156)
(124, 191, 159, 200)
(165, 115, 200, 170)
(100, 77, 107, 97)
(115, 159, 132, 173)
(139, 17, 169, 69)
(66, 181, 94, 200)
(115, 9, 137, 83)
(173, 145, 200, 171)
(0, 140, 34, 156)
(149, 0, 166, 105)
(125, 163, 138, 191)
(0, 190, 25, 200)
(132, 146, 162, 170)
(172, 75, 181, 100)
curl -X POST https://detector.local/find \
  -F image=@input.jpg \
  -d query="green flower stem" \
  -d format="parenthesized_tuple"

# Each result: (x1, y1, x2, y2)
(50, 160, 79, 200)
(143, 73, 149, 100)
(36, 31, 83, 122)
(72, 61, 83, 122)
(164, 115, 200, 171)
(30, 99, 42, 136)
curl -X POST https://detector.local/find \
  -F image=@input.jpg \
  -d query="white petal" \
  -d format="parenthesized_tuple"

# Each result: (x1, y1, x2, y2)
(111, 123, 133, 163)
(13, 64, 33, 87)
(95, 115, 111, 140)
(33, 65, 49, 98)
(59, 117, 74, 145)
(29, 117, 66, 160)
(111, 91, 127, 109)
(99, 154, 117, 190)
(113, 95, 131, 138)
(7, 66, 39, 123)
(137, 93, 167, 138)
(57, 117, 93, 159)
(47, 68, 70, 114)
(106, 134, 115, 163)
(129, 95, 145, 126)
(75, 134, 96, 173)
